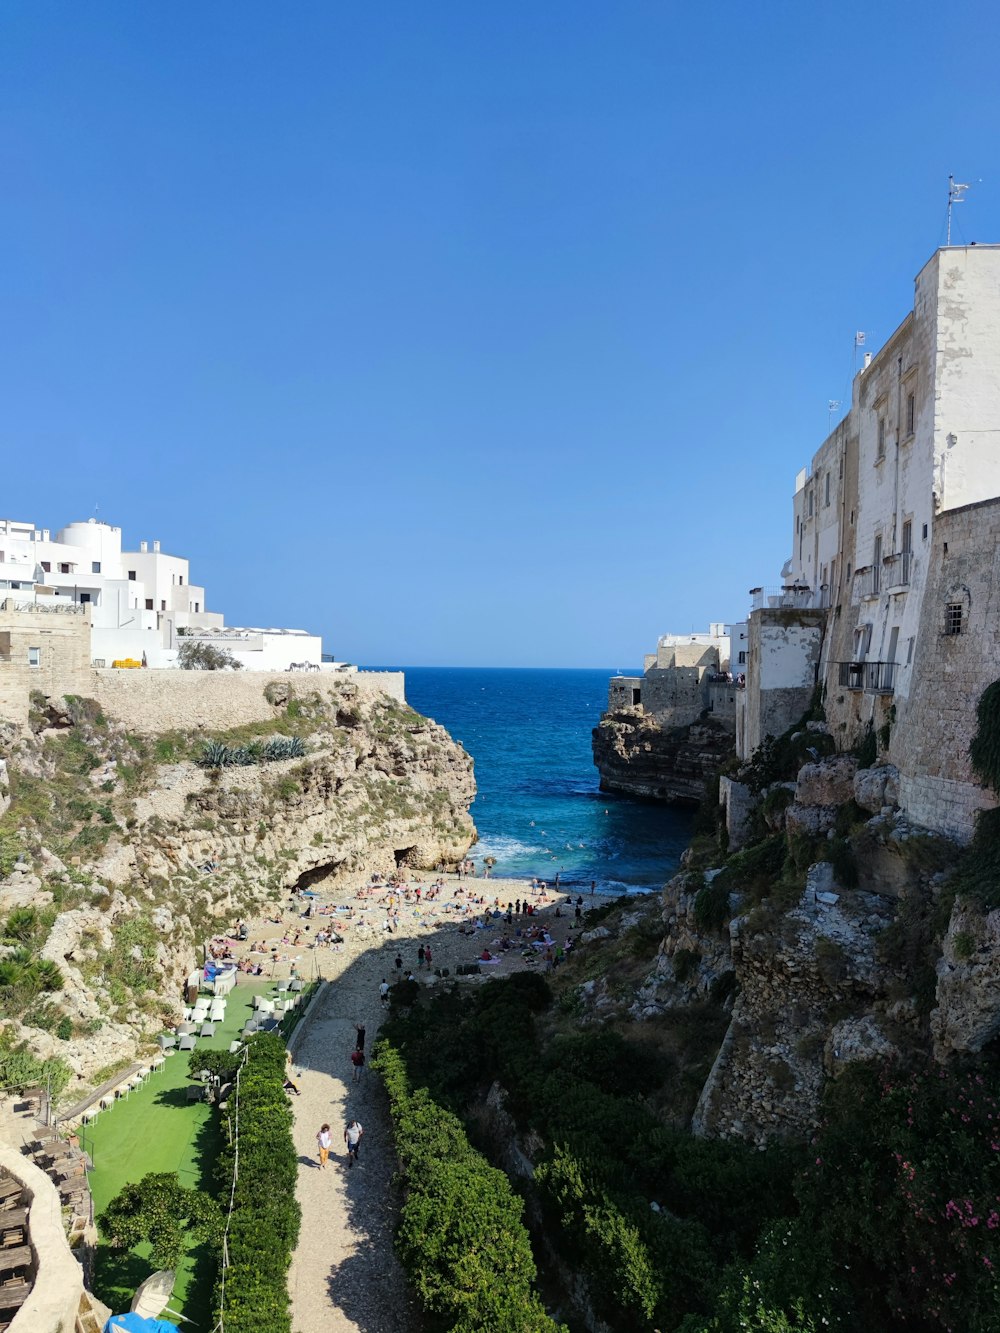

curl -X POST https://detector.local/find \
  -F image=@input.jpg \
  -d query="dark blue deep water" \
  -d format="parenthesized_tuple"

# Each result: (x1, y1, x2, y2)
(372, 667, 693, 896)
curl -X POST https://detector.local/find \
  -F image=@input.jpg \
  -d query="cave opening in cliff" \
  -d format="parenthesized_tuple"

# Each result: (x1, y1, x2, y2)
(394, 846, 417, 867)
(296, 860, 344, 891)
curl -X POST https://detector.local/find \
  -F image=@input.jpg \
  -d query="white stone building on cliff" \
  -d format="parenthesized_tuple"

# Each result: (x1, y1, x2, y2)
(608, 622, 745, 731)
(0, 516, 334, 671)
(737, 243, 1000, 842)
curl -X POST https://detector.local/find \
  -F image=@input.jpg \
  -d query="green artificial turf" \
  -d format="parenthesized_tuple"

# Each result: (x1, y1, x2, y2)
(86, 978, 270, 1324)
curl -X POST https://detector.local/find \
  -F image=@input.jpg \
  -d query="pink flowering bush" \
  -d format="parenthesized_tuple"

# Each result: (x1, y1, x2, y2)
(798, 1062, 1000, 1331)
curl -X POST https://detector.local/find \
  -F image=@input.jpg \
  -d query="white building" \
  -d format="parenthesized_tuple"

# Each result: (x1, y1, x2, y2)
(0, 517, 335, 672)
(739, 243, 1000, 840)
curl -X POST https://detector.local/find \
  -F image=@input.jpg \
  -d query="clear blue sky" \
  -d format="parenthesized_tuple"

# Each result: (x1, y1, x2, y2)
(2, 2, 997, 666)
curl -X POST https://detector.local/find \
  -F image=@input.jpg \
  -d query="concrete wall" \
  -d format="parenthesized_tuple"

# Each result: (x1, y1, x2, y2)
(89, 667, 405, 733)
(642, 662, 712, 729)
(742, 608, 824, 756)
(608, 676, 642, 710)
(705, 681, 740, 723)
(933, 247, 1000, 511)
(890, 497, 1000, 842)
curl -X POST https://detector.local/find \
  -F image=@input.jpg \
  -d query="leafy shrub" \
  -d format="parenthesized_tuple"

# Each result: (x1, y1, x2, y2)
(969, 680, 1000, 793)
(854, 724, 877, 769)
(694, 878, 730, 932)
(215, 1033, 300, 1333)
(373, 1040, 558, 1332)
(178, 640, 243, 671)
(98, 1171, 222, 1269)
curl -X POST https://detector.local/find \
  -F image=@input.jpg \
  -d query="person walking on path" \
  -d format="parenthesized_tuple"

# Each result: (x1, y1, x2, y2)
(424, 944, 432, 971)
(316, 1123, 331, 1169)
(379, 978, 390, 1007)
(417, 944, 426, 970)
(355, 1022, 366, 1052)
(345, 1118, 364, 1167)
(394, 952, 403, 973)
(350, 1047, 365, 1084)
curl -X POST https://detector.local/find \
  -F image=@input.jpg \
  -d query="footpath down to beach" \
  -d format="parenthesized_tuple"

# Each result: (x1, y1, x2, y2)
(252, 871, 578, 1333)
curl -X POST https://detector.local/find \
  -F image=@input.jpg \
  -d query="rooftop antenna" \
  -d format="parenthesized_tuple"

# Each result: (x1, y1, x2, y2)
(828, 400, 841, 430)
(852, 331, 871, 376)
(947, 175, 979, 245)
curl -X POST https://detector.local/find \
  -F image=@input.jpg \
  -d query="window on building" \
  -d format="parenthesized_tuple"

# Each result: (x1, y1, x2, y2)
(179, 575, 184, 586)
(738, 650, 746, 664)
(161, 600, 166, 611)
(194, 601, 200, 613)
(808, 490, 814, 517)
(128, 570, 136, 580)
(91, 561, 101, 573)
(145, 598, 154, 611)
(906, 636, 915, 665)
(27, 646, 40, 667)
(906, 392, 915, 436)
(945, 603, 964, 636)
(825, 472, 831, 506)
(847, 561, 852, 581)
(79, 592, 91, 604)
(922, 523, 928, 540)
(872, 534, 882, 593)
(877, 416, 886, 460)
(59, 562, 70, 574)
(41, 561, 51, 573)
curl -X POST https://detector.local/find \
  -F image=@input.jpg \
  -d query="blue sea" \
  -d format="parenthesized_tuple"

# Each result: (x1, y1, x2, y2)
(370, 667, 693, 896)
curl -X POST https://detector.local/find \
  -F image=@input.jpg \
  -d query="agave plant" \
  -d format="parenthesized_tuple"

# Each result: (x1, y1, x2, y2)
(198, 740, 231, 769)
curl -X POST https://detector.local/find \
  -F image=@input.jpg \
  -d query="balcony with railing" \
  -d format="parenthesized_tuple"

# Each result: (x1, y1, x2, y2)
(852, 565, 881, 601)
(882, 550, 912, 590)
(837, 660, 896, 694)
(749, 584, 827, 612)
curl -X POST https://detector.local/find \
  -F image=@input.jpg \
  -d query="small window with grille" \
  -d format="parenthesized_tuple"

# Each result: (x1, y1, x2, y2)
(944, 603, 964, 636)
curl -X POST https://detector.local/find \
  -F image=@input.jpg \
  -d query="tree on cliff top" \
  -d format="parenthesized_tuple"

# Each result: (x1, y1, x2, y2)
(177, 639, 243, 671)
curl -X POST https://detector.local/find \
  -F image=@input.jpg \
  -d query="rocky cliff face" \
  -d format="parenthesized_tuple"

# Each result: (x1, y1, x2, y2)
(0, 680, 475, 1091)
(592, 711, 734, 803)
(622, 743, 980, 1147)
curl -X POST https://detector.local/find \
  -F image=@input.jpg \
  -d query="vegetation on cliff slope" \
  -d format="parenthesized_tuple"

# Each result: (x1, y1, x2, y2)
(381, 951, 1000, 1332)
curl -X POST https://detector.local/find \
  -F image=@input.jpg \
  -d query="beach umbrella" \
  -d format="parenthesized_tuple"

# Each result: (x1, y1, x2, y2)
(131, 1270, 176, 1318)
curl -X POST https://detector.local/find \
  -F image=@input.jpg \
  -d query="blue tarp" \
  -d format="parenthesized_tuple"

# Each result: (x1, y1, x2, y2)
(104, 1314, 179, 1333)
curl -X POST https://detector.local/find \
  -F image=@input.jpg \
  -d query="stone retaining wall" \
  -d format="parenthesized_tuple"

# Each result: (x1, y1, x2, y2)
(0, 1146, 83, 1333)
(90, 668, 405, 734)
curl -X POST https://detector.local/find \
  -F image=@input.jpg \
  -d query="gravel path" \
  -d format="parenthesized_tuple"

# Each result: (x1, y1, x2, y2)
(287, 952, 419, 1333)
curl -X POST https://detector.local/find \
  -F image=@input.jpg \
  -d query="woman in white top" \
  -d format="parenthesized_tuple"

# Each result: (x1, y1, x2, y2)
(316, 1123, 332, 1169)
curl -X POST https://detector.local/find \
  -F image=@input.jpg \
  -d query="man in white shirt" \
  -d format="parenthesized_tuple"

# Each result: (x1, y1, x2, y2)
(345, 1119, 364, 1167)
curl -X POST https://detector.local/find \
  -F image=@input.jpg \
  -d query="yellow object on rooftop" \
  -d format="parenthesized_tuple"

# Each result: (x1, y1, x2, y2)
(111, 658, 143, 669)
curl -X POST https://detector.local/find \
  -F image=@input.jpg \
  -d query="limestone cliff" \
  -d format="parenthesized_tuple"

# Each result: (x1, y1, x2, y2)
(617, 734, 984, 1146)
(591, 711, 734, 804)
(0, 679, 475, 1093)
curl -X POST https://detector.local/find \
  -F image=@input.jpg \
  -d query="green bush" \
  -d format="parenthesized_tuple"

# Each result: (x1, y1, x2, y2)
(373, 1040, 559, 1332)
(98, 1171, 222, 1270)
(214, 1033, 300, 1333)
(694, 878, 730, 932)
(969, 680, 1000, 793)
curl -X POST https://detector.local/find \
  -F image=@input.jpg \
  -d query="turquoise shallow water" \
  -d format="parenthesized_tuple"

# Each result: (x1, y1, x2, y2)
(371, 667, 694, 896)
